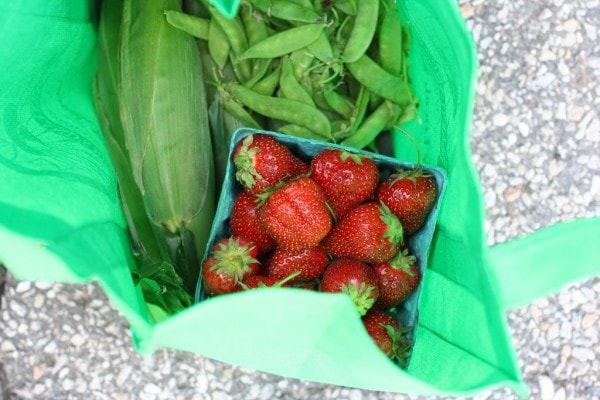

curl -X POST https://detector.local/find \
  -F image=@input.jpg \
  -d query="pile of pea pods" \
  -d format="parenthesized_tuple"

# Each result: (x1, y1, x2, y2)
(167, 0, 417, 150)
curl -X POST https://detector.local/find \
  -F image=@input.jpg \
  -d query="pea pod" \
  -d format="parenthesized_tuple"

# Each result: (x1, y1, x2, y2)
(331, 120, 352, 140)
(279, 58, 315, 107)
(229, 83, 332, 138)
(221, 96, 262, 129)
(208, 18, 229, 70)
(323, 88, 354, 119)
(252, 0, 323, 23)
(378, 6, 404, 76)
(164, 10, 209, 40)
(209, 6, 252, 81)
(333, 0, 357, 15)
(289, 0, 315, 9)
(239, 2, 272, 83)
(350, 84, 370, 133)
(251, 63, 282, 96)
(239, 24, 325, 60)
(306, 30, 334, 63)
(341, 0, 379, 62)
(289, 49, 315, 89)
(346, 54, 412, 106)
(278, 124, 326, 140)
(239, 3, 269, 45)
(342, 100, 400, 149)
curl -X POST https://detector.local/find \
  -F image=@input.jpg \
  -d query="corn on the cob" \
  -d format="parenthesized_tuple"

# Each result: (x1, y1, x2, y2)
(117, 0, 215, 293)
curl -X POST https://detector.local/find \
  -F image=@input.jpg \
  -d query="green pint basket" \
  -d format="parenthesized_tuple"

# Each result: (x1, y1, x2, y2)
(0, 0, 598, 397)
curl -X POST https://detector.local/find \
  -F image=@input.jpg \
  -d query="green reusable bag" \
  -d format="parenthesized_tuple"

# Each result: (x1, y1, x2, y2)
(0, 0, 598, 397)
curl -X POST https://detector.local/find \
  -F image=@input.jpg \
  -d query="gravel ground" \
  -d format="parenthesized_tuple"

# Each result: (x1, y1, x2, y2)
(1, 0, 599, 399)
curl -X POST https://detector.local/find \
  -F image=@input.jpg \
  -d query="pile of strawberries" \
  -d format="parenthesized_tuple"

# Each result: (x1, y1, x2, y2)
(201, 133, 438, 365)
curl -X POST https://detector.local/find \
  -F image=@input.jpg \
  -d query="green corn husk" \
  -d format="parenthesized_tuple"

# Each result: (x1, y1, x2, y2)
(117, 0, 215, 297)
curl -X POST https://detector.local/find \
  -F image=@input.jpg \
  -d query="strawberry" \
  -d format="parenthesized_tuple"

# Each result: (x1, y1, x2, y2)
(376, 168, 437, 235)
(320, 259, 379, 315)
(260, 177, 332, 253)
(267, 246, 329, 281)
(240, 271, 300, 290)
(230, 191, 276, 256)
(372, 249, 421, 308)
(233, 134, 305, 195)
(324, 202, 403, 263)
(310, 149, 379, 220)
(362, 310, 412, 366)
(202, 236, 259, 296)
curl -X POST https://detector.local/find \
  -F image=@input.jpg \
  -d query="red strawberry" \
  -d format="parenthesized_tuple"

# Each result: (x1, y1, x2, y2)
(362, 310, 412, 366)
(233, 134, 304, 196)
(324, 202, 403, 263)
(311, 149, 379, 220)
(293, 158, 310, 176)
(372, 249, 421, 308)
(240, 271, 300, 290)
(321, 259, 379, 315)
(260, 177, 332, 253)
(202, 236, 259, 296)
(376, 168, 437, 235)
(267, 246, 328, 281)
(230, 191, 276, 256)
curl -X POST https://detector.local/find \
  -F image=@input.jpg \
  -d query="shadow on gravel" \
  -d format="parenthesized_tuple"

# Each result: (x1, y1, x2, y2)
(0, 266, 10, 399)
(0, 362, 11, 400)
(0, 264, 5, 309)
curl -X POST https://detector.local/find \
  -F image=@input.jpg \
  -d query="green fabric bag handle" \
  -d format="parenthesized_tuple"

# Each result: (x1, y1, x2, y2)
(489, 217, 600, 311)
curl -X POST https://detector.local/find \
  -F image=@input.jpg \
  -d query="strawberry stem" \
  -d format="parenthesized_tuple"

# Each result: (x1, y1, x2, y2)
(389, 249, 418, 276)
(378, 202, 404, 246)
(234, 135, 263, 189)
(342, 282, 376, 316)
(211, 237, 258, 284)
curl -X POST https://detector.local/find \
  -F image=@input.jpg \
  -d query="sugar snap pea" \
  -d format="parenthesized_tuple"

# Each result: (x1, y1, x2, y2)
(346, 54, 411, 106)
(278, 124, 326, 140)
(239, 6, 272, 86)
(252, 0, 323, 23)
(306, 30, 334, 63)
(323, 88, 354, 119)
(350, 84, 370, 133)
(164, 10, 209, 40)
(378, 7, 404, 76)
(209, 6, 252, 80)
(208, 19, 229, 70)
(279, 58, 315, 107)
(239, 3, 269, 46)
(333, 0, 357, 15)
(239, 24, 325, 60)
(289, 50, 315, 82)
(289, 0, 315, 10)
(342, 100, 400, 149)
(221, 96, 262, 129)
(341, 0, 379, 62)
(229, 83, 332, 138)
(251, 63, 281, 96)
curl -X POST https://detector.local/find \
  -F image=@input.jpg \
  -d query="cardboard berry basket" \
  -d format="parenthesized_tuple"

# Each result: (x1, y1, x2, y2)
(195, 127, 448, 348)
(1, 0, 599, 397)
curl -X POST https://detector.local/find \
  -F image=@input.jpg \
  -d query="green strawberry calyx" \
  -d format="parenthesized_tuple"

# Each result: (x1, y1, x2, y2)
(234, 135, 263, 189)
(339, 150, 366, 165)
(390, 168, 432, 188)
(389, 249, 418, 276)
(381, 322, 413, 368)
(254, 178, 287, 207)
(378, 202, 404, 246)
(342, 282, 376, 316)
(210, 237, 258, 284)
